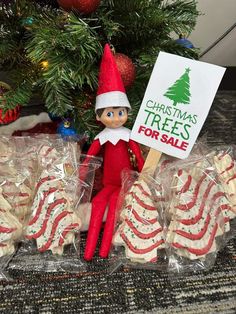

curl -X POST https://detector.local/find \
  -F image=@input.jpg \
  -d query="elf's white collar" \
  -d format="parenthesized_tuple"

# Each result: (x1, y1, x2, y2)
(95, 127, 131, 145)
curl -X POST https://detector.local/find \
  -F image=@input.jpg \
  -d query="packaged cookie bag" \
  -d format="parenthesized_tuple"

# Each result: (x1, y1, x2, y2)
(29, 134, 102, 232)
(0, 141, 37, 279)
(0, 188, 23, 279)
(111, 165, 166, 270)
(28, 140, 81, 249)
(162, 157, 227, 273)
(109, 141, 212, 272)
(9, 138, 84, 273)
(211, 146, 236, 240)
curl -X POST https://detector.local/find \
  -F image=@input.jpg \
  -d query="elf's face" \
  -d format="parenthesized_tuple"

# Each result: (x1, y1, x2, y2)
(96, 107, 128, 129)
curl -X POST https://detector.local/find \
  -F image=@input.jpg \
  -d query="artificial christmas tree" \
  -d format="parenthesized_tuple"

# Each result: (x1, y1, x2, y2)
(0, 0, 199, 139)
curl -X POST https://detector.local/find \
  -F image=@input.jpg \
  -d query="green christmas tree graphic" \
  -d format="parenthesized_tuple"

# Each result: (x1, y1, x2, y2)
(164, 68, 191, 106)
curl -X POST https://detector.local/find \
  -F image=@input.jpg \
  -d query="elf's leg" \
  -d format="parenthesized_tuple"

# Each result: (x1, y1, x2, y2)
(99, 188, 121, 258)
(84, 185, 116, 261)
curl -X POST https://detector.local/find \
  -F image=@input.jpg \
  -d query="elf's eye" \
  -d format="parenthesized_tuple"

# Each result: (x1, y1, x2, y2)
(107, 111, 114, 118)
(119, 110, 125, 117)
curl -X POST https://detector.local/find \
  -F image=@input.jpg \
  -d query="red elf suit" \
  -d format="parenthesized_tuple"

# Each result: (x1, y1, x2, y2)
(83, 44, 144, 261)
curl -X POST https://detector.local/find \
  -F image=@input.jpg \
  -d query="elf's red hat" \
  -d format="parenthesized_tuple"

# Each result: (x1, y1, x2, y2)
(95, 44, 131, 112)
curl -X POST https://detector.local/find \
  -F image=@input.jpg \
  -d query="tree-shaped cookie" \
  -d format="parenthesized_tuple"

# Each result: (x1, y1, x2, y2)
(113, 175, 165, 263)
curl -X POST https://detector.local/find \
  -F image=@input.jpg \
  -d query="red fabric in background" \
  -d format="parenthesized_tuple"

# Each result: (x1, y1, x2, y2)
(12, 122, 58, 136)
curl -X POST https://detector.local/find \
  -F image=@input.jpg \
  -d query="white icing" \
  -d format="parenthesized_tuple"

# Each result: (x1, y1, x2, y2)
(214, 153, 236, 210)
(26, 168, 81, 255)
(114, 179, 164, 263)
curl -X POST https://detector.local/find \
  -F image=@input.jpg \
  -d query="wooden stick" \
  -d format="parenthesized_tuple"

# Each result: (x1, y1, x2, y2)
(142, 148, 162, 175)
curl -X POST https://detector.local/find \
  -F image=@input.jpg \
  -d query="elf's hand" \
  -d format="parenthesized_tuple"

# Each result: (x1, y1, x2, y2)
(137, 158, 144, 172)
(129, 139, 145, 173)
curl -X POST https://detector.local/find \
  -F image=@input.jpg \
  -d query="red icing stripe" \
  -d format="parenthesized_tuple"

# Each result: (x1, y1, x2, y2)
(221, 203, 235, 213)
(124, 218, 163, 239)
(38, 211, 73, 252)
(179, 175, 192, 194)
(28, 187, 57, 226)
(35, 176, 56, 192)
(176, 173, 207, 211)
(215, 191, 226, 198)
(3, 192, 29, 198)
(149, 256, 158, 263)
(218, 152, 227, 160)
(120, 232, 164, 254)
(160, 159, 172, 172)
(133, 183, 152, 198)
(224, 217, 230, 223)
(0, 243, 7, 247)
(58, 223, 80, 246)
(179, 184, 221, 225)
(178, 169, 183, 176)
(175, 213, 210, 240)
(226, 173, 236, 184)
(0, 226, 16, 233)
(172, 223, 219, 256)
(44, 147, 53, 156)
(27, 198, 67, 239)
(125, 205, 158, 224)
(127, 192, 156, 211)
(220, 160, 234, 175)
(14, 203, 28, 208)
(132, 183, 164, 202)
(174, 202, 224, 241)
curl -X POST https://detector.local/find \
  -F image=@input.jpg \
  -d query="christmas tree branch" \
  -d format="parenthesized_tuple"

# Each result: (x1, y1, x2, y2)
(0, 0, 200, 135)
(0, 77, 33, 111)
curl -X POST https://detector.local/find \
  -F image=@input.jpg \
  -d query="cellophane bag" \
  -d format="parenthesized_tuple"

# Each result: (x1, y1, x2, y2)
(154, 138, 210, 177)
(0, 136, 15, 162)
(0, 136, 38, 280)
(210, 145, 236, 241)
(110, 168, 167, 271)
(75, 154, 102, 231)
(161, 156, 227, 273)
(0, 173, 23, 280)
(7, 136, 86, 272)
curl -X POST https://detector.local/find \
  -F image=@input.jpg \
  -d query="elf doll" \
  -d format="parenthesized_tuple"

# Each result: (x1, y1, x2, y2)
(83, 44, 144, 261)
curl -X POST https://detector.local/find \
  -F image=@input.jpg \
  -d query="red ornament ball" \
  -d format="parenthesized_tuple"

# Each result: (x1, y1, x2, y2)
(0, 82, 21, 125)
(57, 0, 101, 14)
(114, 53, 136, 89)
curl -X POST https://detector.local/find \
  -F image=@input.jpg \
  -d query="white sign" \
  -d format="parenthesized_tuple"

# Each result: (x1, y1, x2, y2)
(131, 52, 226, 159)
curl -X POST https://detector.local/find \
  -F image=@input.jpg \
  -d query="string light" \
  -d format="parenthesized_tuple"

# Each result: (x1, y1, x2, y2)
(40, 60, 49, 70)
